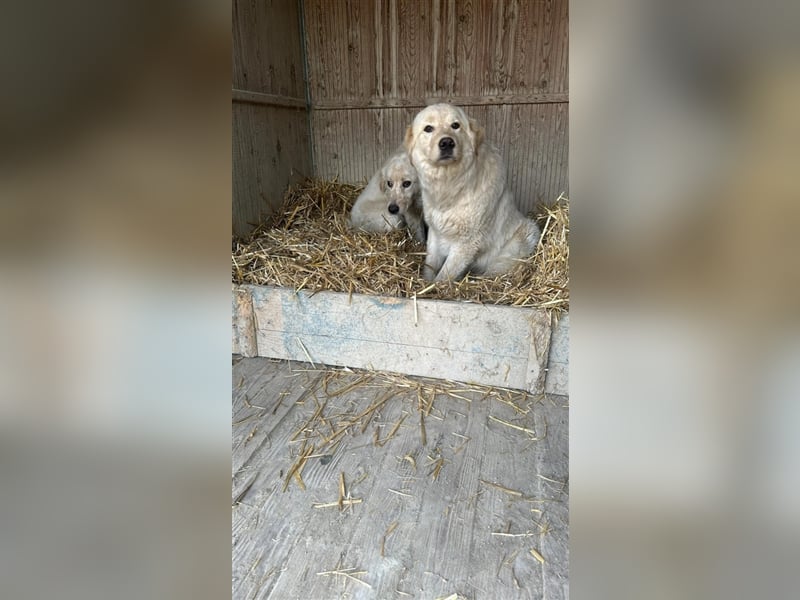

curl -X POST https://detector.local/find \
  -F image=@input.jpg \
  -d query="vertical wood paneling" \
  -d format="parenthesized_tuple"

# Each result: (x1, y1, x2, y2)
(232, 0, 305, 97)
(303, 0, 568, 102)
(388, 0, 398, 96)
(232, 0, 311, 235)
(453, 0, 478, 97)
(311, 107, 418, 184)
(233, 104, 311, 236)
(304, 0, 379, 99)
(374, 0, 384, 97)
(442, 0, 458, 95)
(300, 0, 568, 210)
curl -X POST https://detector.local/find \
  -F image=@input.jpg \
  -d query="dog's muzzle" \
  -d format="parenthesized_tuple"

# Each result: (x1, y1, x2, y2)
(387, 203, 400, 214)
(438, 137, 455, 159)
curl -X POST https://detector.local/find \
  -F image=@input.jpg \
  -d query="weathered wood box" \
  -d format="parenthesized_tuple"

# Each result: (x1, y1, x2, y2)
(232, 0, 569, 395)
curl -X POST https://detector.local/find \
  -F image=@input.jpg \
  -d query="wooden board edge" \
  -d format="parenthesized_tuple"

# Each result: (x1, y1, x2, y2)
(233, 284, 257, 357)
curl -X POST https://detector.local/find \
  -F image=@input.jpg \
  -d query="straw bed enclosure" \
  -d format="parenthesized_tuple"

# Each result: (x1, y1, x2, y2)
(232, 179, 569, 312)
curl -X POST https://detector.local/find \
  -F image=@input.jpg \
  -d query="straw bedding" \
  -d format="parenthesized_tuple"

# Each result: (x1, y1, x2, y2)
(232, 179, 569, 312)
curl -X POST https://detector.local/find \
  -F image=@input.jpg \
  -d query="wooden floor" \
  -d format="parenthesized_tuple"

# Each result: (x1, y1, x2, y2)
(232, 357, 568, 600)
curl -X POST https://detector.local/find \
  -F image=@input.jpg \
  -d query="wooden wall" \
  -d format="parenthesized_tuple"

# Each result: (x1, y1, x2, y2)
(232, 0, 311, 236)
(302, 0, 568, 212)
(232, 0, 568, 234)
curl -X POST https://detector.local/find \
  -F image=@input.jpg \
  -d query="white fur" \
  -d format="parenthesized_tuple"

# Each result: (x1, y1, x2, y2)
(348, 150, 426, 243)
(405, 103, 540, 281)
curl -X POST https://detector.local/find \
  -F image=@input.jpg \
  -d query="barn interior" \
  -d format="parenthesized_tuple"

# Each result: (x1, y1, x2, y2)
(232, 2, 569, 598)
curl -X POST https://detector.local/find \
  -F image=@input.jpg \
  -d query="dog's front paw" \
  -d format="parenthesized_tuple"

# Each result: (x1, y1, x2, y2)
(422, 264, 438, 281)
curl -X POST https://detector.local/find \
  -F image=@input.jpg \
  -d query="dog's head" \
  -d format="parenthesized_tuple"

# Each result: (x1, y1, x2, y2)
(404, 103, 484, 172)
(379, 153, 420, 216)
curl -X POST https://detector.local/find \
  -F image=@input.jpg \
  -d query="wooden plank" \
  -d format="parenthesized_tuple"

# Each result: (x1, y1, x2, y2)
(504, 101, 567, 210)
(232, 358, 325, 491)
(242, 284, 552, 394)
(303, 0, 378, 101)
(232, 291, 240, 356)
(312, 92, 569, 110)
(512, 0, 569, 95)
(233, 286, 257, 357)
(545, 313, 569, 395)
(232, 89, 306, 109)
(396, 0, 433, 99)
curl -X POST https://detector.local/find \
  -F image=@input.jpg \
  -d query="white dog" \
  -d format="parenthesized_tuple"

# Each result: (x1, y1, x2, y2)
(405, 103, 540, 281)
(348, 150, 426, 243)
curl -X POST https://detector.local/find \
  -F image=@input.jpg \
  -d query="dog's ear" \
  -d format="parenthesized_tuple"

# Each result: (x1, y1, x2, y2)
(469, 118, 485, 152)
(379, 176, 387, 193)
(404, 125, 415, 154)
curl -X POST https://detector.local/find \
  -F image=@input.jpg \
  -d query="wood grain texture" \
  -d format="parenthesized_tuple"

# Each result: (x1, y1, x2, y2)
(232, 0, 306, 97)
(232, 103, 311, 236)
(312, 92, 569, 109)
(232, 301, 239, 356)
(303, 0, 567, 101)
(232, 284, 569, 395)
(303, 0, 569, 210)
(234, 286, 258, 357)
(232, 357, 569, 600)
(242, 284, 552, 394)
(232, 89, 306, 109)
(544, 313, 568, 396)
(310, 106, 419, 187)
(232, 0, 311, 235)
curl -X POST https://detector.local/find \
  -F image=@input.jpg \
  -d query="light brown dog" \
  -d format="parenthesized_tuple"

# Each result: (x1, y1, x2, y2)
(348, 150, 426, 243)
(405, 103, 540, 281)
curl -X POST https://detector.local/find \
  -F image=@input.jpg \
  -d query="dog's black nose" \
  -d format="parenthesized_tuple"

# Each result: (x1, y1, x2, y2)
(387, 203, 400, 214)
(439, 137, 455, 150)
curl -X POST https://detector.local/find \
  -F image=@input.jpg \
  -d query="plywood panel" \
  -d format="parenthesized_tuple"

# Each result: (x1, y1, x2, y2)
(232, 104, 311, 236)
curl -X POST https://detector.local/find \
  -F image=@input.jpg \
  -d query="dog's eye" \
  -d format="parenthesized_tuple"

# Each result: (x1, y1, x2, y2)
(402, 180, 411, 188)
(451, 122, 460, 129)
(423, 125, 434, 133)
(386, 180, 393, 188)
